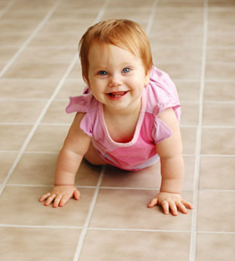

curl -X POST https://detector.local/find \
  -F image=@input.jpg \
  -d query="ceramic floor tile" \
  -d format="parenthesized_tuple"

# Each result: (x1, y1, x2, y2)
(42, 100, 74, 124)
(80, 230, 191, 261)
(201, 128, 235, 155)
(26, 125, 69, 152)
(196, 233, 235, 261)
(102, 157, 194, 190)
(152, 47, 202, 64)
(0, 47, 18, 62)
(55, 79, 85, 99)
(205, 63, 235, 80)
(0, 152, 17, 183)
(207, 47, 235, 63)
(9, 153, 101, 186)
(208, 10, 235, 32)
(0, 32, 29, 47)
(175, 81, 200, 102)
(207, 31, 235, 46)
(157, 63, 201, 80)
(0, 227, 81, 261)
(0, 125, 32, 151)
(29, 32, 82, 47)
(90, 189, 193, 230)
(0, 100, 46, 123)
(16, 46, 76, 64)
(199, 156, 235, 190)
(0, 186, 95, 226)
(101, 163, 161, 189)
(203, 102, 235, 125)
(204, 82, 235, 101)
(181, 127, 197, 155)
(181, 102, 199, 125)
(0, 79, 59, 99)
(3, 62, 69, 79)
(197, 190, 235, 232)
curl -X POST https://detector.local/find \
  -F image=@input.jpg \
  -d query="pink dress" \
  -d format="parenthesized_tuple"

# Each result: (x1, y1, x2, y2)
(66, 66, 181, 171)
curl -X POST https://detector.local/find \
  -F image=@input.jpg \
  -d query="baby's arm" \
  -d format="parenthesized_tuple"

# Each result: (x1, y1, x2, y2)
(147, 108, 193, 215)
(39, 112, 91, 208)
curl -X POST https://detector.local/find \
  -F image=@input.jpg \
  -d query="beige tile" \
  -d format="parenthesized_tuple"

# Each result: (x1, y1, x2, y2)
(55, 79, 85, 99)
(199, 156, 235, 190)
(16, 47, 76, 64)
(197, 191, 235, 232)
(0, 152, 17, 183)
(26, 125, 69, 152)
(201, 128, 235, 155)
(157, 0, 204, 9)
(10, 0, 55, 11)
(203, 102, 235, 125)
(176, 81, 200, 102)
(0, 33, 29, 47)
(208, 0, 235, 9)
(67, 61, 82, 79)
(80, 230, 191, 261)
(9, 154, 101, 186)
(3, 62, 69, 79)
(90, 189, 193, 230)
(0, 100, 46, 123)
(101, 163, 161, 189)
(0, 20, 39, 33)
(204, 82, 235, 101)
(183, 156, 195, 190)
(0, 186, 95, 226)
(207, 47, 235, 63)
(0, 125, 32, 151)
(181, 127, 197, 155)
(152, 47, 202, 64)
(42, 100, 74, 124)
(0, 227, 80, 261)
(102, 157, 194, 190)
(208, 10, 235, 32)
(151, 11, 203, 35)
(206, 63, 235, 80)
(149, 32, 203, 47)
(181, 102, 199, 125)
(208, 31, 235, 46)
(0, 47, 18, 62)
(0, 79, 58, 99)
(29, 32, 82, 47)
(157, 63, 201, 80)
(196, 233, 235, 261)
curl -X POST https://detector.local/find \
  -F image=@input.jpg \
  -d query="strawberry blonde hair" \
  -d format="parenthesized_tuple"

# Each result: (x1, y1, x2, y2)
(79, 19, 153, 83)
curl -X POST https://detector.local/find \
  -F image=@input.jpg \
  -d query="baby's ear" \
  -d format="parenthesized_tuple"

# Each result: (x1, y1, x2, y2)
(144, 72, 150, 87)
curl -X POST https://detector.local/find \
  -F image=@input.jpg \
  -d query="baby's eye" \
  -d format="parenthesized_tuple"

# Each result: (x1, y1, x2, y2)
(123, 68, 131, 73)
(98, 70, 107, 76)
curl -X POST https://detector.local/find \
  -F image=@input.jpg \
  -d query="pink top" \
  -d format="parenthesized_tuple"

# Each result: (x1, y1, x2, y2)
(66, 66, 181, 171)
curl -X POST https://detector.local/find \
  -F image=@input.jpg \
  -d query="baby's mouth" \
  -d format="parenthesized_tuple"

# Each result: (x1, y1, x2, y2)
(107, 91, 128, 98)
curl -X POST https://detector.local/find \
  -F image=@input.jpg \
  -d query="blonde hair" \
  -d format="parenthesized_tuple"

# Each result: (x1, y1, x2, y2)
(79, 19, 153, 83)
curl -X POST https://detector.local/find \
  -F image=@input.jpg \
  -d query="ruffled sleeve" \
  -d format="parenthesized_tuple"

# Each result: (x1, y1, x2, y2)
(145, 66, 181, 144)
(65, 92, 99, 137)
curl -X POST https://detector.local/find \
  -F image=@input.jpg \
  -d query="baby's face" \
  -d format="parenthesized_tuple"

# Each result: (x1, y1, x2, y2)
(87, 43, 149, 114)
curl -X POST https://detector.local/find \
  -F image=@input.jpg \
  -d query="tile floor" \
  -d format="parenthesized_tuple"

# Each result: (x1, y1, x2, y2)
(0, 0, 235, 260)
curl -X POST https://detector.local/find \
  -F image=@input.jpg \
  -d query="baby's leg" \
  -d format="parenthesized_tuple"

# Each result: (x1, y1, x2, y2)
(84, 143, 107, 166)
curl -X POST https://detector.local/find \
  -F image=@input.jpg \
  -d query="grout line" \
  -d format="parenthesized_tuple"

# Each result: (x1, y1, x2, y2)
(0, 0, 61, 78)
(145, 0, 158, 36)
(72, 166, 106, 261)
(189, 1, 208, 260)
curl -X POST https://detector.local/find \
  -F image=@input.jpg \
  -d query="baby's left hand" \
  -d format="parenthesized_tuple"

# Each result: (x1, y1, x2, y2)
(147, 192, 193, 216)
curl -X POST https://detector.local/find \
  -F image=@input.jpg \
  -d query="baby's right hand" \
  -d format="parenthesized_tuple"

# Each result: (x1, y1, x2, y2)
(39, 185, 80, 208)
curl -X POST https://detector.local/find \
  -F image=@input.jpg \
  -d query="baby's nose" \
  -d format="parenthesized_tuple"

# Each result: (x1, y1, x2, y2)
(108, 73, 122, 87)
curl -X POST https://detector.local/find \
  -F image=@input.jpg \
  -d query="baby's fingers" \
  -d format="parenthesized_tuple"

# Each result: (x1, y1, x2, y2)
(39, 192, 51, 203)
(182, 200, 193, 210)
(44, 193, 56, 206)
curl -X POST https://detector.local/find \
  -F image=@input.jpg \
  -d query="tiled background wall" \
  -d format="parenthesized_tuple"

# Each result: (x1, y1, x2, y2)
(0, 0, 235, 260)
